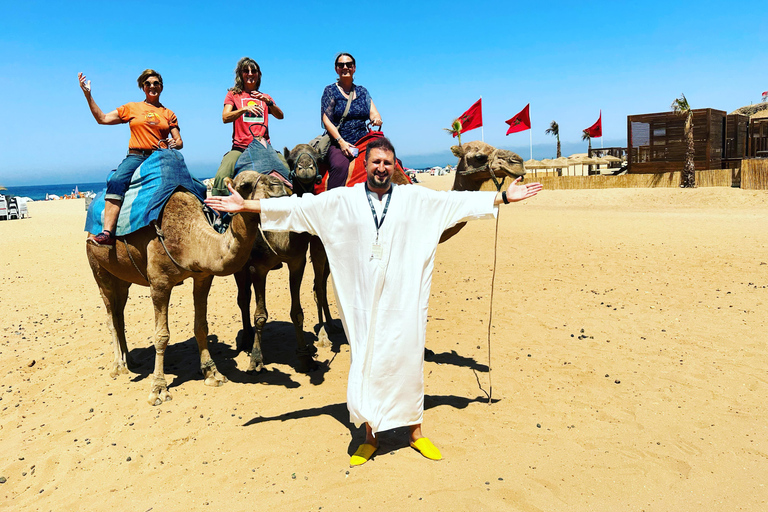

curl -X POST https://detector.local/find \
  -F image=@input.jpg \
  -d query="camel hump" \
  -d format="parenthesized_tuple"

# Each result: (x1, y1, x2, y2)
(84, 149, 207, 238)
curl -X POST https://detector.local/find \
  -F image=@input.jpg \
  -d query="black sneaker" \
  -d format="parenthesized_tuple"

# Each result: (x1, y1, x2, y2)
(87, 231, 116, 247)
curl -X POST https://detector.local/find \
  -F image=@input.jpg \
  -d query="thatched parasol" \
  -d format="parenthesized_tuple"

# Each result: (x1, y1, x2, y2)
(730, 103, 768, 117)
(602, 155, 622, 163)
(552, 157, 570, 167)
(524, 158, 546, 169)
(540, 158, 556, 168)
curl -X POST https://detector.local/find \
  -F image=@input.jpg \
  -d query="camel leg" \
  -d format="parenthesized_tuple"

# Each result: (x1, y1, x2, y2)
(288, 257, 317, 373)
(310, 237, 338, 347)
(91, 267, 132, 377)
(193, 275, 227, 387)
(234, 267, 254, 353)
(247, 268, 269, 372)
(148, 283, 173, 406)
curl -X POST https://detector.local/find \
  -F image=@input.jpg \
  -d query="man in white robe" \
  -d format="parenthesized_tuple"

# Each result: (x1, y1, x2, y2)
(205, 137, 542, 465)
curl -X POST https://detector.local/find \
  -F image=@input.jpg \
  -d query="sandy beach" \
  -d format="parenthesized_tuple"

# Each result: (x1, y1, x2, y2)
(2, 174, 767, 511)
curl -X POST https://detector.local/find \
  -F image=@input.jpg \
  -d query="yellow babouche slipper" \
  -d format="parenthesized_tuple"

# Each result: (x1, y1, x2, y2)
(410, 437, 442, 461)
(350, 443, 378, 466)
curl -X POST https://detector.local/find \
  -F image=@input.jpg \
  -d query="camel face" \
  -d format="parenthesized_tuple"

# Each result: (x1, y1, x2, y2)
(284, 144, 321, 186)
(451, 141, 525, 180)
(230, 171, 290, 200)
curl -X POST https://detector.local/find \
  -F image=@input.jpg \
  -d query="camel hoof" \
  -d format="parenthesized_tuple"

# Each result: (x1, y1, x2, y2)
(160, 389, 172, 402)
(316, 328, 331, 348)
(110, 362, 129, 378)
(247, 362, 264, 373)
(204, 374, 227, 387)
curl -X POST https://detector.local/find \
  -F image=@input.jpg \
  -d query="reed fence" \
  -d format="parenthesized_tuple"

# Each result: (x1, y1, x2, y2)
(741, 159, 768, 190)
(522, 169, 733, 190)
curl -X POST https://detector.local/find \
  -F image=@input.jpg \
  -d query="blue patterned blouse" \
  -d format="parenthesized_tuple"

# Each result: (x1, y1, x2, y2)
(321, 83, 372, 145)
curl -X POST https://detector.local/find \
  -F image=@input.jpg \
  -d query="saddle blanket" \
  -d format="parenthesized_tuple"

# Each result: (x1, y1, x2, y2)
(84, 149, 207, 236)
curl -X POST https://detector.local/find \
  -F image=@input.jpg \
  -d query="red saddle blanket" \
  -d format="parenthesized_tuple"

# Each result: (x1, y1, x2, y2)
(314, 131, 411, 194)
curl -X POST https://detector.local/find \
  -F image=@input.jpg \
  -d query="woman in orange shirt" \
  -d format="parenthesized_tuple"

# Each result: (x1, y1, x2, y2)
(78, 69, 182, 246)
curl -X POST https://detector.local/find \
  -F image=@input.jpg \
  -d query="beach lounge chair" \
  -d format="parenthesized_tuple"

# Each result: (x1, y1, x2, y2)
(0, 195, 7, 220)
(7, 197, 19, 220)
(16, 197, 28, 219)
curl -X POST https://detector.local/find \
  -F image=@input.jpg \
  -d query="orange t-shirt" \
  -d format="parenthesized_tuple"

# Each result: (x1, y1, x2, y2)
(116, 102, 179, 150)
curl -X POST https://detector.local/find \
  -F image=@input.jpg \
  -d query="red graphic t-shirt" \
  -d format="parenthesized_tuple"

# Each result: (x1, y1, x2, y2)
(224, 90, 273, 149)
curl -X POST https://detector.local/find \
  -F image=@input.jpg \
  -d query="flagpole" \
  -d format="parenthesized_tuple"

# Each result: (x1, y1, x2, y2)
(480, 96, 484, 142)
(529, 127, 533, 160)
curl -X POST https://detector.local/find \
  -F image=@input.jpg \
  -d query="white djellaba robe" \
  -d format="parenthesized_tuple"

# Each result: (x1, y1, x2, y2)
(260, 182, 498, 435)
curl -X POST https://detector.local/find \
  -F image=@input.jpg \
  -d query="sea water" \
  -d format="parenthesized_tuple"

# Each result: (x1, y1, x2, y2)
(2, 182, 106, 201)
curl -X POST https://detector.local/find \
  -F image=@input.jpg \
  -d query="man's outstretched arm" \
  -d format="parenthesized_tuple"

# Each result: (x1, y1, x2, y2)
(204, 182, 262, 213)
(494, 177, 542, 205)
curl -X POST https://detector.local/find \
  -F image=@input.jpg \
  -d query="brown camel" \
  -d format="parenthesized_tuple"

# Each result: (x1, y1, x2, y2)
(233, 144, 334, 373)
(235, 141, 524, 374)
(86, 171, 289, 405)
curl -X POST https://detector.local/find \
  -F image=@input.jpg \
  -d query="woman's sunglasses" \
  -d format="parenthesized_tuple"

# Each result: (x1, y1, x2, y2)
(144, 80, 162, 87)
(336, 62, 355, 69)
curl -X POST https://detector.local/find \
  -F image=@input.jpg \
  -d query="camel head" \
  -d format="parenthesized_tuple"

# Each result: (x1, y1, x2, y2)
(284, 144, 322, 187)
(451, 141, 525, 186)
(227, 171, 290, 201)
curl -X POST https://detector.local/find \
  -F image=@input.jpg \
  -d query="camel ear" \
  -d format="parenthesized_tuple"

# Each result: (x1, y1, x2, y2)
(451, 145, 465, 158)
(283, 147, 292, 167)
(224, 177, 234, 190)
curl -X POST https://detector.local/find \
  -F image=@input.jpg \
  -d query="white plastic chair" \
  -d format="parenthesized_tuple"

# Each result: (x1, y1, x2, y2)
(0, 195, 7, 220)
(7, 197, 19, 219)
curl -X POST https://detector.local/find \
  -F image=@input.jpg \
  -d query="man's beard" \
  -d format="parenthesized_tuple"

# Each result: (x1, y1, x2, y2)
(367, 173, 391, 190)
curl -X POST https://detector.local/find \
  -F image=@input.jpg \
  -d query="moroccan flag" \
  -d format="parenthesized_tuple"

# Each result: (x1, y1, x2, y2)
(454, 98, 483, 136)
(584, 111, 602, 138)
(505, 104, 531, 135)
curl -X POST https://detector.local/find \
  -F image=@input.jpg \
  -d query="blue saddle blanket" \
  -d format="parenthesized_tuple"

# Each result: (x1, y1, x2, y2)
(85, 149, 207, 236)
(234, 139, 289, 177)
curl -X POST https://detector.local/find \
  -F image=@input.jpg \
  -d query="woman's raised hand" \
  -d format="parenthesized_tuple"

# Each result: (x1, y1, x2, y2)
(78, 72, 91, 93)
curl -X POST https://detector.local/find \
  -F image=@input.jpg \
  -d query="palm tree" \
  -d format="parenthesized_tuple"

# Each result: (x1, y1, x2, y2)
(444, 118, 463, 146)
(545, 121, 561, 158)
(546, 121, 562, 176)
(671, 93, 695, 188)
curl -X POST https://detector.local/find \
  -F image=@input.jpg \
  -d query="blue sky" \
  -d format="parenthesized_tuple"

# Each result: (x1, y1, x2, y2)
(1, 1, 765, 186)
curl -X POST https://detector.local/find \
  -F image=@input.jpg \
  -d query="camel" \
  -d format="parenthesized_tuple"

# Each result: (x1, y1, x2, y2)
(233, 144, 334, 373)
(86, 171, 290, 405)
(234, 140, 524, 374)
(441, 140, 525, 242)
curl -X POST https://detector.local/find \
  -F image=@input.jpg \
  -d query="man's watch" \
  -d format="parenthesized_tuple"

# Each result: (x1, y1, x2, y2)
(265, 100, 274, 107)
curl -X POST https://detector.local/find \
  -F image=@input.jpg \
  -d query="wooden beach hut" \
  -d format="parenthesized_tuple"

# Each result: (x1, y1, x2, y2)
(626, 108, 726, 173)
(748, 109, 768, 158)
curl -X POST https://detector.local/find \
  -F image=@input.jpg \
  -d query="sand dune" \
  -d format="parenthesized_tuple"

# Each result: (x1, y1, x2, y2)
(1, 176, 767, 511)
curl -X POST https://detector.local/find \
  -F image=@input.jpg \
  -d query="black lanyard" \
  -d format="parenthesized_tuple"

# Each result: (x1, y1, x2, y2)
(364, 184, 392, 242)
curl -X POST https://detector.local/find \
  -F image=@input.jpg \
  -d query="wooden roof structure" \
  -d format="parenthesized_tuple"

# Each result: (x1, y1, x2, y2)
(627, 109, 727, 173)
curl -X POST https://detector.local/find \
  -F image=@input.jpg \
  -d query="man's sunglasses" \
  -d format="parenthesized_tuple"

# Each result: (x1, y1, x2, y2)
(144, 81, 162, 87)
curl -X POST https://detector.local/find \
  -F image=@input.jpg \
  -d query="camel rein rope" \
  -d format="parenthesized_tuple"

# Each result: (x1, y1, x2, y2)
(484, 150, 504, 405)
(153, 222, 204, 273)
(121, 238, 149, 283)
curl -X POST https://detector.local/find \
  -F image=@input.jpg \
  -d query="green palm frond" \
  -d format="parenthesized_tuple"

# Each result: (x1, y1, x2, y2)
(671, 93, 690, 114)
(581, 129, 591, 142)
(444, 118, 463, 145)
(545, 120, 559, 137)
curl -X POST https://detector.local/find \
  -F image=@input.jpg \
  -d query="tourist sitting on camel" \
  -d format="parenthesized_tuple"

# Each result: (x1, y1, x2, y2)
(78, 69, 182, 247)
(211, 57, 290, 196)
(321, 53, 382, 190)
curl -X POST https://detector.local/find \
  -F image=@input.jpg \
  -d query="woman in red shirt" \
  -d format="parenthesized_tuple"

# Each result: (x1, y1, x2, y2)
(210, 57, 287, 196)
(78, 69, 182, 246)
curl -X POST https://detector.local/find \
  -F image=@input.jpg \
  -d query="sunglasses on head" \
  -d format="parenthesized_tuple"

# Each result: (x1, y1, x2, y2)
(336, 62, 355, 69)
(144, 80, 162, 87)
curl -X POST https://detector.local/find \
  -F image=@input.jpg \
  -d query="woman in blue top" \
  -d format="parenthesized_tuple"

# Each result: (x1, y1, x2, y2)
(321, 53, 382, 189)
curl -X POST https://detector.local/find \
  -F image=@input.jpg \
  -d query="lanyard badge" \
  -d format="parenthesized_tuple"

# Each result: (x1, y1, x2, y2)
(365, 184, 392, 260)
